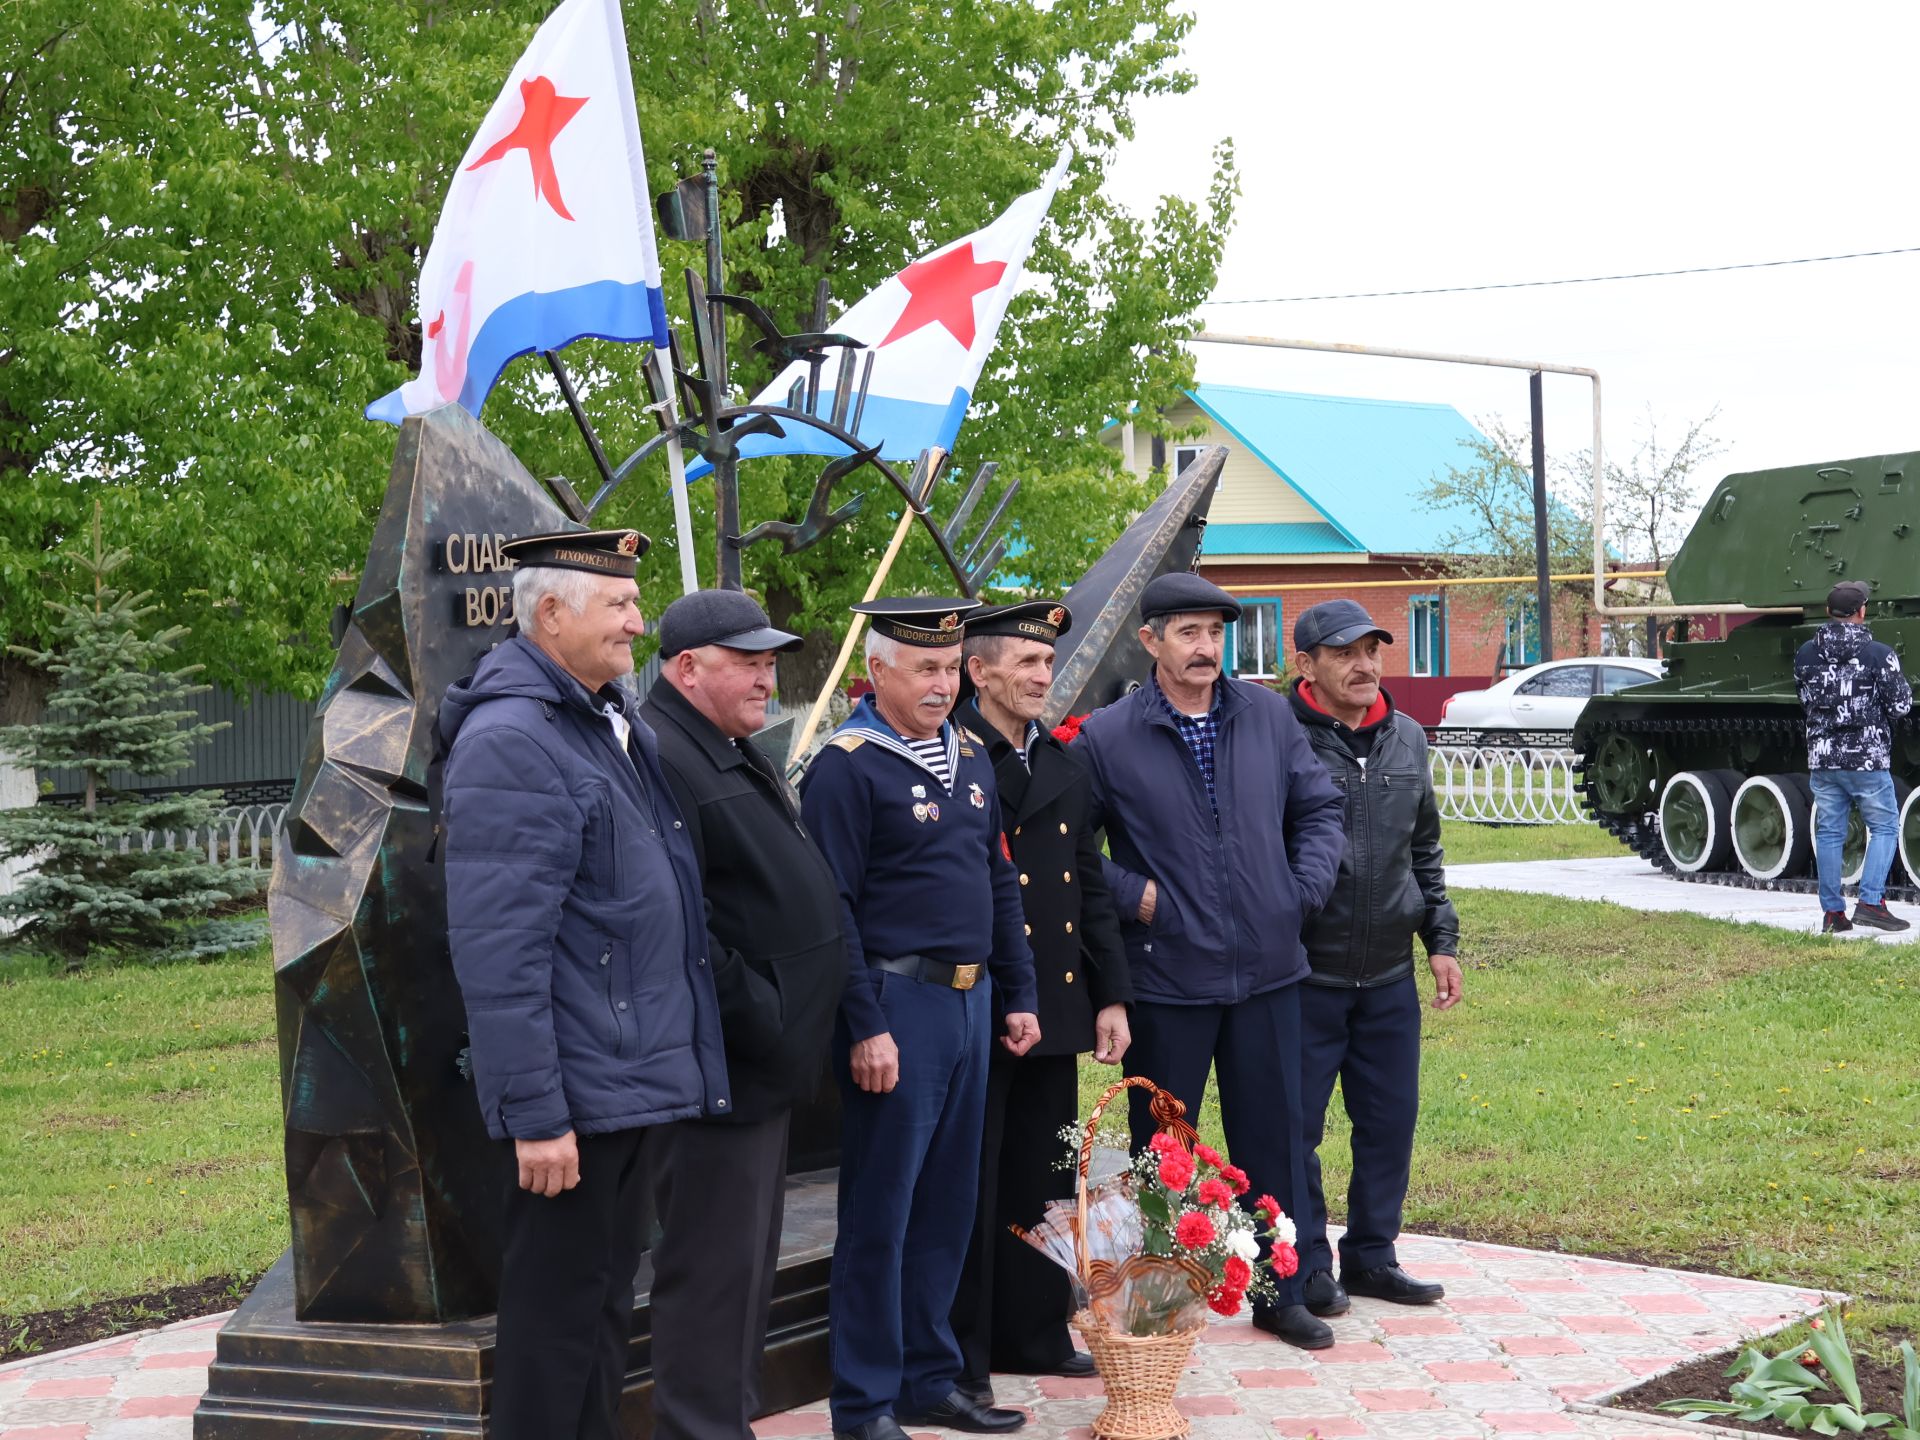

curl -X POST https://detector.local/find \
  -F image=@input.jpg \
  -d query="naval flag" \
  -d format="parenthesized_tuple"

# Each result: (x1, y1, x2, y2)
(698, 152, 1071, 471)
(367, 0, 671, 424)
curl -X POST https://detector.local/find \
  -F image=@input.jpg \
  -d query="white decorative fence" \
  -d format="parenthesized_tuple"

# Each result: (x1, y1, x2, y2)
(113, 802, 289, 867)
(1429, 745, 1586, 825)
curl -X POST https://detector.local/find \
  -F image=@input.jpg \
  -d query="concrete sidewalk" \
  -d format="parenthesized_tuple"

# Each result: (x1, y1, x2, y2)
(0, 1229, 1828, 1440)
(1449, 854, 1920, 942)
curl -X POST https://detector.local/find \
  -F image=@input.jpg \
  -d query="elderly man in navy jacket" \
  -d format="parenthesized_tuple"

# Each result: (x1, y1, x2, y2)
(800, 598, 1039, 1440)
(1074, 571, 1346, 1350)
(440, 528, 728, 1440)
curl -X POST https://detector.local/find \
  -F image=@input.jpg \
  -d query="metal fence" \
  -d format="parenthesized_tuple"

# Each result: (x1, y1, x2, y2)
(110, 802, 289, 869)
(1429, 745, 1586, 825)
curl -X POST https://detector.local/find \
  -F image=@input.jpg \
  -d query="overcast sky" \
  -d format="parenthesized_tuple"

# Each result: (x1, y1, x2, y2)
(1105, 0, 1920, 510)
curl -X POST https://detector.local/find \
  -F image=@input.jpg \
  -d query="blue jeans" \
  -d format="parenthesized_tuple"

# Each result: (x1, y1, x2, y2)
(1808, 768, 1899, 912)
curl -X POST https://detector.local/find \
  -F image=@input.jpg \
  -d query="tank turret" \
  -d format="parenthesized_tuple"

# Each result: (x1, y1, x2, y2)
(1574, 451, 1920, 895)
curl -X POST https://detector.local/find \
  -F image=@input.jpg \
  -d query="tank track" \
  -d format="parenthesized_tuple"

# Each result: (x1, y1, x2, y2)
(1575, 712, 1920, 901)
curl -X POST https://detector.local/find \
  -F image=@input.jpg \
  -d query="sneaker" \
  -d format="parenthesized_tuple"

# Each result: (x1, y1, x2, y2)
(1822, 909, 1854, 934)
(1851, 901, 1911, 933)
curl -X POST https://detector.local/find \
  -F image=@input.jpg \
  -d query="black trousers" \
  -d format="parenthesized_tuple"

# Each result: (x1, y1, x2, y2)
(1123, 985, 1308, 1308)
(493, 1126, 659, 1440)
(951, 1049, 1080, 1382)
(1298, 976, 1421, 1275)
(651, 1112, 793, 1440)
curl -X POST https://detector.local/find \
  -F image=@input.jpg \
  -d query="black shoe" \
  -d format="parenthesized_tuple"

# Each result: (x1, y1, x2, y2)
(897, 1390, 1028, 1433)
(836, 1420, 911, 1440)
(1852, 901, 1911, 933)
(1250, 1304, 1335, 1349)
(1341, 1264, 1445, 1305)
(954, 1376, 995, 1407)
(1051, 1350, 1096, 1378)
(1823, 909, 1854, 934)
(1303, 1269, 1350, 1317)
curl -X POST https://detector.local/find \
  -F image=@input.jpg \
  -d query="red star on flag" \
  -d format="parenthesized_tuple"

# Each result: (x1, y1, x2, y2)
(466, 75, 588, 221)
(878, 243, 1008, 349)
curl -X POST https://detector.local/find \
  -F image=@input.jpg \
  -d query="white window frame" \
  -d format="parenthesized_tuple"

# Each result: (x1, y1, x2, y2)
(1408, 594, 1444, 678)
(1172, 443, 1221, 491)
(1230, 598, 1282, 680)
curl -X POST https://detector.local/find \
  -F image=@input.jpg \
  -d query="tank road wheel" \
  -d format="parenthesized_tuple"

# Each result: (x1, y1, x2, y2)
(1731, 774, 1814, 881)
(1900, 784, 1920, 887)
(1658, 770, 1740, 873)
(1588, 733, 1657, 815)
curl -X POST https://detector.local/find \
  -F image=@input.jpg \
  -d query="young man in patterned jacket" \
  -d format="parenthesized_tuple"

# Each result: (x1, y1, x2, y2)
(1793, 580, 1914, 934)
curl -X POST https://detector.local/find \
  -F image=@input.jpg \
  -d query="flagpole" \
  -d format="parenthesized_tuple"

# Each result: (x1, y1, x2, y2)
(643, 346, 701, 595)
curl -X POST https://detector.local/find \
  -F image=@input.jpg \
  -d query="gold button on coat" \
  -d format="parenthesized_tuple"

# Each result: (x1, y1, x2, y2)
(1024, 924, 1032, 936)
(1019, 873, 1029, 886)
(1059, 822, 1069, 834)
(1064, 971, 1075, 984)
(1064, 871, 1073, 883)
(1065, 921, 1074, 934)
(1014, 826, 1022, 835)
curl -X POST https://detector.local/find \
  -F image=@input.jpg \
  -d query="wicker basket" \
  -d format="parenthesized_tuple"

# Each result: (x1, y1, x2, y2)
(1071, 1077, 1209, 1440)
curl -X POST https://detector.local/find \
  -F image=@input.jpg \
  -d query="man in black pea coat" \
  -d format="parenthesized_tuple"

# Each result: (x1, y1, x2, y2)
(950, 601, 1132, 1402)
(638, 590, 850, 1440)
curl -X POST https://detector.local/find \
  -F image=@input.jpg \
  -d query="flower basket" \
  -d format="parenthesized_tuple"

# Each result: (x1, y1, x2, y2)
(1071, 1077, 1209, 1440)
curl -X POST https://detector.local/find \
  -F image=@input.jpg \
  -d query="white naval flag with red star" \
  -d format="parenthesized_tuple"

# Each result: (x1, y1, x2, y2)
(366, 0, 670, 424)
(696, 152, 1071, 471)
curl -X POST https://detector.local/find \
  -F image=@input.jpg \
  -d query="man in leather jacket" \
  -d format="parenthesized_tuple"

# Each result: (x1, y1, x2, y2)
(1287, 599, 1461, 1317)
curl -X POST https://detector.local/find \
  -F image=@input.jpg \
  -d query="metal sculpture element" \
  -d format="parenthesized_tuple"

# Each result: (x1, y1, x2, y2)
(1045, 445, 1225, 727)
(268, 405, 572, 1322)
(549, 149, 1017, 596)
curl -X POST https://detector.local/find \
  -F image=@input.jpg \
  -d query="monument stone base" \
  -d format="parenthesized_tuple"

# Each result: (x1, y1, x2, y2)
(194, 1169, 837, 1439)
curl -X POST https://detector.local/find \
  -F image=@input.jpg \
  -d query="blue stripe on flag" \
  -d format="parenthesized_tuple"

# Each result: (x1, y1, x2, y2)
(681, 387, 972, 480)
(365, 277, 670, 424)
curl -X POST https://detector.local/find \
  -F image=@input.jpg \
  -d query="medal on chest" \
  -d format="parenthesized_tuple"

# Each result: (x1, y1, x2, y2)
(968, 782, 986, 810)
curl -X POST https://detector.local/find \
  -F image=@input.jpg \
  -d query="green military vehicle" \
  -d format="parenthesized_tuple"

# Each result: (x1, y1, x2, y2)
(1574, 450, 1920, 895)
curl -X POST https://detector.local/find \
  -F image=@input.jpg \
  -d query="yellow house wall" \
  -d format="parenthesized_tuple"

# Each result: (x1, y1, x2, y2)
(1106, 399, 1328, 526)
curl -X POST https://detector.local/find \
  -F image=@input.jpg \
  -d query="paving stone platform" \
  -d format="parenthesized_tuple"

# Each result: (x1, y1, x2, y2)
(1449, 855, 1920, 942)
(0, 1230, 1829, 1440)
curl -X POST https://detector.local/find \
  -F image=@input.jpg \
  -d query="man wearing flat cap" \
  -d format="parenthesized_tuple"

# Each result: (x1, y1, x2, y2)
(1287, 599, 1460, 1319)
(639, 590, 849, 1440)
(1073, 570, 1346, 1349)
(949, 600, 1131, 1401)
(799, 598, 1040, 1440)
(440, 529, 728, 1439)
(1795, 579, 1913, 933)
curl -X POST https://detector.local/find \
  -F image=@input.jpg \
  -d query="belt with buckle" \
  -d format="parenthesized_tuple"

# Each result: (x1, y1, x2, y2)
(874, 954, 982, 991)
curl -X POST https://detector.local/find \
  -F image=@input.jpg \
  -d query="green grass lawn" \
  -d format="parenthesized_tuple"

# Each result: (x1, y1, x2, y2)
(1439, 820, 1628, 864)
(6, 881, 1918, 1359)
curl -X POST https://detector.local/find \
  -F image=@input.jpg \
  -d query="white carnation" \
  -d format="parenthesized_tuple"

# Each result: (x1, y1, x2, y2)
(1228, 1229, 1260, 1261)
(1271, 1215, 1296, 1245)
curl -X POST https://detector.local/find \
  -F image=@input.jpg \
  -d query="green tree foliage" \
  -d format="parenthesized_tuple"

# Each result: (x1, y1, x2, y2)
(2, 0, 1234, 717)
(0, 511, 260, 964)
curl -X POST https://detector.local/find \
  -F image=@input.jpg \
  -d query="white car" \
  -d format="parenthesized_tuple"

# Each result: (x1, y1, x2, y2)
(1435, 657, 1664, 742)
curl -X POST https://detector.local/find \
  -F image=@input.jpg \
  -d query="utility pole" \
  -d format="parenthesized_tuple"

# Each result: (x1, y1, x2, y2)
(1529, 371, 1553, 661)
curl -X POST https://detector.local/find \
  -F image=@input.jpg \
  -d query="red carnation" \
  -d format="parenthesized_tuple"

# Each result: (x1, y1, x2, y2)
(1254, 1193, 1283, 1223)
(1221, 1163, 1250, 1196)
(1053, 714, 1087, 744)
(1196, 1177, 1234, 1210)
(1147, 1132, 1180, 1157)
(1194, 1142, 1223, 1168)
(1206, 1284, 1243, 1317)
(1175, 1211, 1217, 1250)
(1268, 1241, 1300, 1278)
(1158, 1150, 1196, 1190)
(1223, 1255, 1252, 1290)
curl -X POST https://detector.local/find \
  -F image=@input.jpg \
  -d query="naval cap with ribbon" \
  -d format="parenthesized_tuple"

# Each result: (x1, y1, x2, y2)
(498, 528, 649, 578)
(853, 596, 981, 647)
(965, 599, 1074, 645)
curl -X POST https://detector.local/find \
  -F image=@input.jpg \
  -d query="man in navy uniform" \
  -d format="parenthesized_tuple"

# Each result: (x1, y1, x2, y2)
(440, 529, 729, 1439)
(950, 601, 1131, 1400)
(1074, 571, 1346, 1350)
(800, 598, 1041, 1440)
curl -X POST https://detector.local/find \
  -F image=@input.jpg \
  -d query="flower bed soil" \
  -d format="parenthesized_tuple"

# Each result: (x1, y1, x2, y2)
(1606, 1348, 1910, 1439)
(4, 1273, 257, 1362)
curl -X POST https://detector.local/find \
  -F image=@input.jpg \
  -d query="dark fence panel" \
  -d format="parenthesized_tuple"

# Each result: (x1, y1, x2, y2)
(41, 686, 316, 802)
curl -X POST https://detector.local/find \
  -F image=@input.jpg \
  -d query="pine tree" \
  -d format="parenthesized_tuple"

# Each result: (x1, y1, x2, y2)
(0, 506, 259, 963)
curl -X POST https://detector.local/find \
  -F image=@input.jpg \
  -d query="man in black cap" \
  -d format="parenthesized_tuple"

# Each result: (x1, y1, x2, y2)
(950, 600, 1131, 1400)
(1073, 570, 1346, 1349)
(799, 598, 1040, 1440)
(1795, 580, 1913, 933)
(1287, 599, 1460, 1319)
(439, 529, 729, 1440)
(639, 590, 848, 1440)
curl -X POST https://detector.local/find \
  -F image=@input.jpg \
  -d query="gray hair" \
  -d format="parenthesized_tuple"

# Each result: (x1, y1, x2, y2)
(512, 564, 597, 625)
(864, 627, 904, 670)
(1145, 615, 1169, 640)
(963, 632, 1015, 670)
